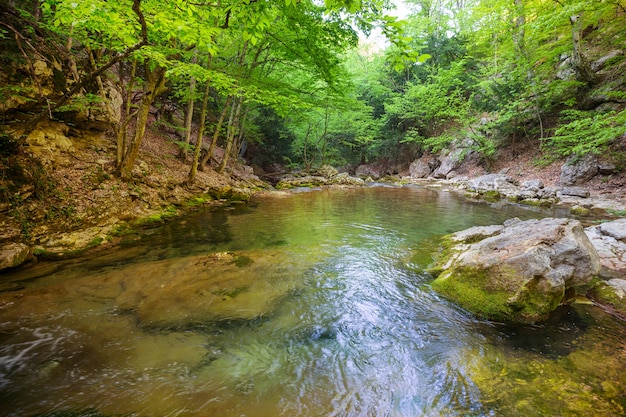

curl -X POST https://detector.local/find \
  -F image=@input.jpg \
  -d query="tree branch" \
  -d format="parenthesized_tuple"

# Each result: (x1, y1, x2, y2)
(22, 0, 149, 135)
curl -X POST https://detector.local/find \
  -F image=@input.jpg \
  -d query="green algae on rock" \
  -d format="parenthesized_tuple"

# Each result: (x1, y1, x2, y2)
(465, 304, 626, 417)
(430, 218, 600, 324)
(588, 279, 626, 319)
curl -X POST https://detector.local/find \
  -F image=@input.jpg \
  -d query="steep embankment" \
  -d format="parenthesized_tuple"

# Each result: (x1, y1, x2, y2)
(1, 114, 266, 269)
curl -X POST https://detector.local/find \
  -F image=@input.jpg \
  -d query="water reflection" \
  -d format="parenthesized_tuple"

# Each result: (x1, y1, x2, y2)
(0, 186, 624, 417)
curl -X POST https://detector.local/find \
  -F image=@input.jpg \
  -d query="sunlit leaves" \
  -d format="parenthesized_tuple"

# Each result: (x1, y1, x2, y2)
(545, 109, 626, 157)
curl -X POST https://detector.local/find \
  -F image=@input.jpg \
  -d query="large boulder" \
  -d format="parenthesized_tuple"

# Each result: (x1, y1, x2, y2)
(466, 173, 519, 197)
(430, 218, 600, 324)
(409, 156, 439, 178)
(585, 219, 626, 278)
(431, 148, 464, 179)
(355, 163, 384, 179)
(559, 154, 599, 186)
(0, 243, 32, 271)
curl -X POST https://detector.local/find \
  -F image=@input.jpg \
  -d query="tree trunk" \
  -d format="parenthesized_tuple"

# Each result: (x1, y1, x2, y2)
(569, 13, 596, 84)
(218, 96, 243, 174)
(117, 60, 137, 167)
(199, 95, 232, 170)
(180, 51, 198, 161)
(188, 79, 211, 183)
(513, 0, 526, 60)
(319, 106, 330, 166)
(233, 110, 248, 159)
(302, 123, 313, 172)
(117, 64, 167, 180)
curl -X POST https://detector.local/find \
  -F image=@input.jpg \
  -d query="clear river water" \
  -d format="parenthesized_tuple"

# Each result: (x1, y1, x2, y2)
(0, 185, 625, 417)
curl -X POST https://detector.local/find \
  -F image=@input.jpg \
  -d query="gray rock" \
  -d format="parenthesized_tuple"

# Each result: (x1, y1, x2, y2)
(355, 164, 383, 179)
(559, 154, 599, 186)
(432, 149, 464, 179)
(0, 243, 32, 271)
(431, 218, 600, 324)
(591, 50, 623, 72)
(598, 162, 617, 175)
(585, 219, 626, 278)
(521, 179, 544, 190)
(466, 173, 519, 195)
(538, 187, 558, 199)
(559, 186, 591, 198)
(409, 157, 438, 178)
(315, 165, 338, 179)
(599, 219, 626, 241)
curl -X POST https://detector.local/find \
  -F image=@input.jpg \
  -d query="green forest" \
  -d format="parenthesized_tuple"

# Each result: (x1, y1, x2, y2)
(1, 0, 625, 180)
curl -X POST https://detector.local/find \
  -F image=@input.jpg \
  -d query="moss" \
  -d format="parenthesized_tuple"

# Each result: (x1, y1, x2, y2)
(588, 282, 626, 317)
(481, 190, 501, 202)
(570, 205, 591, 216)
(232, 254, 253, 267)
(467, 329, 626, 417)
(32, 236, 107, 260)
(133, 206, 179, 227)
(426, 234, 460, 277)
(31, 409, 132, 417)
(431, 266, 516, 322)
(606, 208, 626, 217)
(513, 278, 562, 322)
(431, 262, 558, 323)
(212, 285, 250, 299)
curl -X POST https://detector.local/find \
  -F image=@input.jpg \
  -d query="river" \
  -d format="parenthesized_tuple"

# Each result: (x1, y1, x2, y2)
(0, 185, 625, 416)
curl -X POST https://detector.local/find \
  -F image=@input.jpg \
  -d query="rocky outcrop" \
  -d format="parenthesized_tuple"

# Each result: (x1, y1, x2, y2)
(585, 219, 626, 278)
(559, 154, 600, 186)
(0, 243, 33, 271)
(466, 173, 519, 196)
(409, 156, 440, 178)
(432, 148, 465, 179)
(591, 50, 624, 72)
(277, 171, 365, 189)
(463, 173, 557, 203)
(355, 164, 384, 179)
(430, 218, 600, 324)
(559, 186, 591, 198)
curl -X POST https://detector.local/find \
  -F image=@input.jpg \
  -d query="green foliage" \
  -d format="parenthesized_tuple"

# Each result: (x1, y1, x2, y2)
(544, 109, 626, 157)
(55, 93, 104, 114)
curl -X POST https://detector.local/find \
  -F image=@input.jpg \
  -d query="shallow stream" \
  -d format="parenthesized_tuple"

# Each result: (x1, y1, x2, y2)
(1, 186, 625, 416)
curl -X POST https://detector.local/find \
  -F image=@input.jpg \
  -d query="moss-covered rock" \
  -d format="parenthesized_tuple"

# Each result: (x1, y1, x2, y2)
(430, 218, 600, 324)
(588, 279, 626, 319)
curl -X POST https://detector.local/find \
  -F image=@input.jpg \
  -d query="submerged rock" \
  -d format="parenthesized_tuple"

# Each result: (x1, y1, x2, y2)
(109, 248, 307, 329)
(588, 279, 626, 319)
(430, 218, 600, 324)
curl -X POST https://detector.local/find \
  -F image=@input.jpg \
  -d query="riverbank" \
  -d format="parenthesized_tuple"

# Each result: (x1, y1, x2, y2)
(2, 121, 626, 272)
(0, 123, 266, 270)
